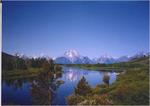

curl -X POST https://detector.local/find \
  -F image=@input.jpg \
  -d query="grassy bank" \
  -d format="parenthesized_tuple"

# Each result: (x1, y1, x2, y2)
(3, 68, 63, 80)
(67, 56, 149, 105)
(2, 68, 43, 80)
(63, 61, 146, 72)
(67, 67, 149, 105)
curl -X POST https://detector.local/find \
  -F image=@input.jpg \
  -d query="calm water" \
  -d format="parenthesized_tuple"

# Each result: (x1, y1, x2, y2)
(2, 67, 118, 105)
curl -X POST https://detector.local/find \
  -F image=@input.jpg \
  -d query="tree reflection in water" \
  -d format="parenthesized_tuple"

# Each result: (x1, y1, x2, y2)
(4, 77, 33, 90)
(30, 70, 63, 105)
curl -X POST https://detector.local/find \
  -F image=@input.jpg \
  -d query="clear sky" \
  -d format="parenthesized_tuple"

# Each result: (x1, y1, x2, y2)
(2, 1, 149, 58)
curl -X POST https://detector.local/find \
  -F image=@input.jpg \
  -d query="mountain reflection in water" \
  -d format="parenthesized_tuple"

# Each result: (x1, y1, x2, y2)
(64, 68, 89, 82)
(2, 67, 118, 105)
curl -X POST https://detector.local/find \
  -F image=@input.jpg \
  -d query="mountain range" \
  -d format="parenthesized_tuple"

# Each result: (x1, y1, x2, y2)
(55, 50, 93, 64)
(54, 50, 148, 64)
(4, 50, 148, 64)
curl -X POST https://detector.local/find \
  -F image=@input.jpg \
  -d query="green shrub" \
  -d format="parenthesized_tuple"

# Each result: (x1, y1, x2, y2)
(54, 64, 62, 71)
(66, 95, 84, 105)
(74, 76, 91, 96)
(109, 69, 149, 105)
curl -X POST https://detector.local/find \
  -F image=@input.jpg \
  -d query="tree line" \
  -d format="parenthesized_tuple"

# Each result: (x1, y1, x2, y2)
(2, 52, 61, 71)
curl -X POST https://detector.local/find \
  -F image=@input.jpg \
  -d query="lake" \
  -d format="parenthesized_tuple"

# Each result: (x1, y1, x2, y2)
(2, 66, 118, 105)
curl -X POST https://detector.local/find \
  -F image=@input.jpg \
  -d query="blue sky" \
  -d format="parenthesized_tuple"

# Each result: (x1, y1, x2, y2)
(2, 1, 149, 58)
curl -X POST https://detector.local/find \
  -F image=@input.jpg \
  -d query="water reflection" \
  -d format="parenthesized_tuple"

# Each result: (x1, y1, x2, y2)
(64, 68, 89, 82)
(63, 67, 116, 86)
(30, 71, 63, 105)
(2, 67, 118, 105)
(4, 78, 33, 90)
(65, 69, 78, 81)
(3, 70, 63, 105)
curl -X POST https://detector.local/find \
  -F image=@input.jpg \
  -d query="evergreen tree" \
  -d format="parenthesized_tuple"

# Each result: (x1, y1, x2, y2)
(75, 76, 91, 96)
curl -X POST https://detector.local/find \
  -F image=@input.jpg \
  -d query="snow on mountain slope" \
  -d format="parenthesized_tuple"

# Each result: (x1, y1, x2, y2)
(55, 50, 92, 64)
(54, 50, 148, 64)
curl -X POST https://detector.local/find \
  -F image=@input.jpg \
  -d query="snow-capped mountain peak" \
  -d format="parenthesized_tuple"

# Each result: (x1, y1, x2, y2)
(54, 50, 148, 64)
(64, 49, 80, 58)
(55, 49, 91, 64)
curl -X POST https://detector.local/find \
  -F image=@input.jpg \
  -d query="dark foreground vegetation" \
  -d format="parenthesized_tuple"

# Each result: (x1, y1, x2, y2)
(2, 52, 62, 80)
(67, 56, 149, 105)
